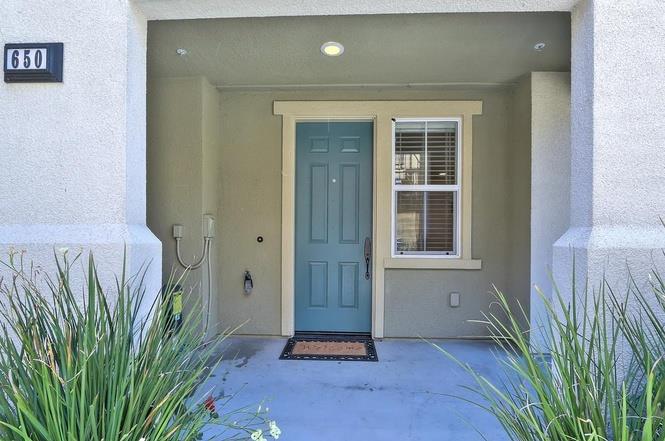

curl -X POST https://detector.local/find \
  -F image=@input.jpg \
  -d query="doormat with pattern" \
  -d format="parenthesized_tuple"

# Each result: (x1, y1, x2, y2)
(279, 333, 378, 362)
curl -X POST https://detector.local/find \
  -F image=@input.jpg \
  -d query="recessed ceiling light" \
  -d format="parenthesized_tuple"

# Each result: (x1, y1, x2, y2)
(175, 48, 188, 56)
(533, 42, 546, 52)
(321, 41, 344, 57)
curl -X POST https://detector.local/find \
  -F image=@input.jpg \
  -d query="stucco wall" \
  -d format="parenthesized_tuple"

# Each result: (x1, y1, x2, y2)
(201, 79, 223, 336)
(0, 1, 160, 299)
(1, 0, 661, 350)
(509, 74, 533, 331)
(554, 0, 665, 293)
(136, 0, 577, 20)
(205, 87, 529, 337)
(147, 77, 221, 335)
(529, 72, 571, 348)
(551, 0, 665, 374)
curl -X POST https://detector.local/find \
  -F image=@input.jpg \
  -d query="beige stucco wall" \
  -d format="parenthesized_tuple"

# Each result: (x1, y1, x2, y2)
(147, 77, 221, 335)
(212, 87, 530, 337)
(508, 75, 533, 332)
(381, 88, 524, 337)
(201, 78, 222, 336)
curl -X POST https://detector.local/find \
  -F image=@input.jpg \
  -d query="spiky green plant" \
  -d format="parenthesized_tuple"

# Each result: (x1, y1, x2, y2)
(0, 251, 274, 440)
(436, 271, 665, 441)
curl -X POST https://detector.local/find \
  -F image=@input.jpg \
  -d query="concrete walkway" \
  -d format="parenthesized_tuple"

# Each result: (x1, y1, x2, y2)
(201, 337, 510, 440)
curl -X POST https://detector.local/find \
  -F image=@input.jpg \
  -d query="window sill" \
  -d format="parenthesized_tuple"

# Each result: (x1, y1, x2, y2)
(383, 257, 482, 270)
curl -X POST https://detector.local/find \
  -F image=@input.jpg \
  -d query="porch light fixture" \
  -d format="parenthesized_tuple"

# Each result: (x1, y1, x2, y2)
(533, 42, 546, 52)
(321, 41, 344, 57)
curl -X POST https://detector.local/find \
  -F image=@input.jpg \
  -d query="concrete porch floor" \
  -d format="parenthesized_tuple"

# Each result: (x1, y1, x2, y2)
(201, 337, 509, 440)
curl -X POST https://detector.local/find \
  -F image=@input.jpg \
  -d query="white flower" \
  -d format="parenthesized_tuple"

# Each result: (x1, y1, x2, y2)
(269, 421, 281, 439)
(251, 429, 266, 441)
(58, 247, 69, 254)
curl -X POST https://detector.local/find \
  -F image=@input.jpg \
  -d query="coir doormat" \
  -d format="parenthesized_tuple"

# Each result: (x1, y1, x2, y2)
(279, 333, 378, 362)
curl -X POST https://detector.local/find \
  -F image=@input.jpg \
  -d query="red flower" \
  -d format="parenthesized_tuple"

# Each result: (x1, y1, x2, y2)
(203, 395, 216, 413)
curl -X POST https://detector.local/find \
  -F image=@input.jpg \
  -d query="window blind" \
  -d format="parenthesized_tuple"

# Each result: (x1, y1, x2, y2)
(393, 120, 458, 256)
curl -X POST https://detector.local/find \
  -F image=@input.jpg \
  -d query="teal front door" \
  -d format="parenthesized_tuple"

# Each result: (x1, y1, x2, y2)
(295, 121, 373, 333)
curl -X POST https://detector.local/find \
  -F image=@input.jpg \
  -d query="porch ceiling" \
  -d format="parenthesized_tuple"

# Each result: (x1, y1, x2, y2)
(148, 13, 570, 87)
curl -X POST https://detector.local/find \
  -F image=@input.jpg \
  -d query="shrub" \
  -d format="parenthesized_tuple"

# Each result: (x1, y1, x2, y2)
(436, 272, 665, 441)
(0, 251, 277, 441)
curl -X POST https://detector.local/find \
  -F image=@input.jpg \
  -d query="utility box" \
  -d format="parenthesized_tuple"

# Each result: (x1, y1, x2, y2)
(449, 292, 461, 308)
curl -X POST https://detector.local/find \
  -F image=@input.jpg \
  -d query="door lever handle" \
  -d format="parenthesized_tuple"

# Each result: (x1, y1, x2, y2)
(364, 237, 372, 280)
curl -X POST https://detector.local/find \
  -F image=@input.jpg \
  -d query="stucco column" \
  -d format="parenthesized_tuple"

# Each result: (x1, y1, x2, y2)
(0, 2, 161, 297)
(553, 0, 665, 305)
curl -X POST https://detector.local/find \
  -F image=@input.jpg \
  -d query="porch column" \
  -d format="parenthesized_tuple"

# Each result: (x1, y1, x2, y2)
(0, 1, 161, 298)
(553, 0, 665, 307)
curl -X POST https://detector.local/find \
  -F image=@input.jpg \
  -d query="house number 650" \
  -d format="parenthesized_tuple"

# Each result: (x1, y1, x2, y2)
(8, 48, 46, 70)
(4, 42, 62, 82)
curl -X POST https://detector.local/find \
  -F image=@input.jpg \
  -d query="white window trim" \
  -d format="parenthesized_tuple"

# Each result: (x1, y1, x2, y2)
(391, 117, 463, 259)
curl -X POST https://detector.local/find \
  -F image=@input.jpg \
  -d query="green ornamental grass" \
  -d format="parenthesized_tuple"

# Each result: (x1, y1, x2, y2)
(0, 251, 279, 441)
(437, 269, 665, 441)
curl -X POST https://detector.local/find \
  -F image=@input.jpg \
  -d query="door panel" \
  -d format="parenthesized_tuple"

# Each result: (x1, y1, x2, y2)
(340, 164, 359, 244)
(308, 262, 328, 307)
(339, 262, 359, 308)
(309, 164, 328, 243)
(295, 122, 373, 333)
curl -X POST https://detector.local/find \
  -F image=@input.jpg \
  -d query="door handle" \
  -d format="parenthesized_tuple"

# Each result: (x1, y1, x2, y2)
(364, 237, 372, 280)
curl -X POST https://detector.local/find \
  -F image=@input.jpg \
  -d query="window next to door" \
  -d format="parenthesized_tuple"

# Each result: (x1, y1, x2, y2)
(392, 118, 461, 258)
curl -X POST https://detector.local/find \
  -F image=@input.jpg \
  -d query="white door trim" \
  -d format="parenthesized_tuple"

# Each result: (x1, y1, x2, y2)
(276, 110, 380, 337)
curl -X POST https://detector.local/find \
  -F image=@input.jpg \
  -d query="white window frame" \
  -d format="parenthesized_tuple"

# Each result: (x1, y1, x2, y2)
(391, 117, 463, 259)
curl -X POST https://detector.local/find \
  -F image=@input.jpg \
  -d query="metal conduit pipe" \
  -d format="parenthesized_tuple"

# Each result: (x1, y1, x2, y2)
(172, 219, 215, 336)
